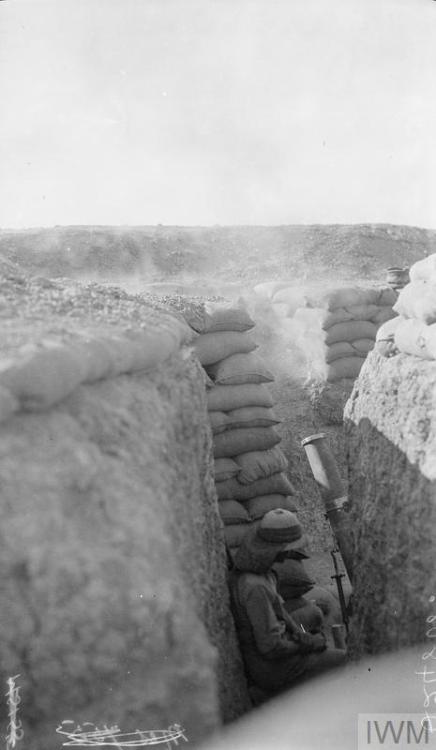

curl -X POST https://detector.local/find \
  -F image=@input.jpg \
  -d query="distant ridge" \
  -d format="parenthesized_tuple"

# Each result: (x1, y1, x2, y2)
(1, 224, 435, 283)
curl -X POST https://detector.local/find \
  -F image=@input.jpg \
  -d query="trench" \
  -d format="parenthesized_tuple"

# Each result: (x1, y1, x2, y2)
(124, 278, 436, 746)
(176, 281, 436, 749)
(1, 260, 435, 750)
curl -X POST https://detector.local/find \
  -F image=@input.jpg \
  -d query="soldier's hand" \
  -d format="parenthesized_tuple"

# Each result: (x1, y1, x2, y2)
(297, 631, 326, 653)
(311, 632, 327, 652)
(297, 632, 317, 653)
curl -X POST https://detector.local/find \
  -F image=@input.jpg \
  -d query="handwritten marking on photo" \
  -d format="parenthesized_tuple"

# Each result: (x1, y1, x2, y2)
(5, 675, 24, 750)
(56, 721, 188, 747)
(415, 594, 436, 732)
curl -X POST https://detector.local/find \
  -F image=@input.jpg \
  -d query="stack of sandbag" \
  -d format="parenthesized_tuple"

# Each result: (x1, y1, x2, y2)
(273, 553, 315, 608)
(377, 253, 436, 360)
(284, 286, 398, 383)
(192, 301, 297, 555)
(253, 280, 293, 302)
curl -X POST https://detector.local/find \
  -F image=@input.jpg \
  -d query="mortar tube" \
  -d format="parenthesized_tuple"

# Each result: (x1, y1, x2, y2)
(301, 433, 354, 582)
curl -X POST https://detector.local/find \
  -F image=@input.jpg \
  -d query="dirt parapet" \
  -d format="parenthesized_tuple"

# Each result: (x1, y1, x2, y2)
(344, 351, 436, 656)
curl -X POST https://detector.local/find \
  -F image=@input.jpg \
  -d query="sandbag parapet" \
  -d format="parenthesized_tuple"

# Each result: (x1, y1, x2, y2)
(0, 273, 197, 422)
(275, 284, 398, 385)
(380, 253, 436, 362)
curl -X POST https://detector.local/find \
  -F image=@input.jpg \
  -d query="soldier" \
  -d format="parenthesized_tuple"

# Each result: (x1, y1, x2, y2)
(229, 509, 347, 695)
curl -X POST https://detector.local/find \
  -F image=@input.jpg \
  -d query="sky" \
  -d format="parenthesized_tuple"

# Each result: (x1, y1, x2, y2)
(0, 0, 435, 228)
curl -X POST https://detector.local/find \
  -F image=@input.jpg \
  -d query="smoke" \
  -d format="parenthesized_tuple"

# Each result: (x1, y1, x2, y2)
(106, 276, 354, 385)
(241, 279, 360, 385)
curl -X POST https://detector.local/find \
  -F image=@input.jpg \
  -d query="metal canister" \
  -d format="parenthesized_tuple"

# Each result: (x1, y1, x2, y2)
(331, 623, 347, 650)
(386, 267, 410, 291)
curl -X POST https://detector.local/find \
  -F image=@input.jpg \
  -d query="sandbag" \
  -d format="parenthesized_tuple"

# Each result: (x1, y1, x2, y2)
(271, 288, 309, 317)
(234, 446, 288, 484)
(325, 338, 372, 363)
(376, 316, 403, 342)
(207, 353, 275, 385)
(274, 559, 315, 599)
(193, 330, 257, 366)
(326, 357, 365, 382)
(191, 300, 255, 334)
(0, 320, 194, 411)
(216, 472, 295, 501)
(394, 318, 432, 360)
(213, 427, 281, 458)
(0, 385, 19, 423)
(224, 523, 255, 549)
(309, 585, 343, 622)
(209, 411, 229, 434)
(321, 303, 381, 330)
(375, 340, 397, 358)
(375, 316, 401, 357)
(393, 281, 436, 325)
(245, 494, 297, 520)
(423, 323, 436, 359)
(409, 254, 436, 284)
(0, 344, 87, 411)
(324, 320, 377, 345)
(254, 281, 291, 300)
(207, 383, 274, 411)
(214, 457, 241, 482)
(351, 338, 375, 355)
(325, 342, 354, 363)
(272, 287, 306, 305)
(313, 286, 396, 311)
(218, 500, 251, 526)
(227, 406, 280, 429)
(210, 408, 280, 434)
(371, 306, 397, 327)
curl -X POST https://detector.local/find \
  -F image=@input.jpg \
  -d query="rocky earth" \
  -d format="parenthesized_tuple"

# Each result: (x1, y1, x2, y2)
(0, 263, 250, 749)
(344, 351, 436, 656)
(1, 223, 436, 285)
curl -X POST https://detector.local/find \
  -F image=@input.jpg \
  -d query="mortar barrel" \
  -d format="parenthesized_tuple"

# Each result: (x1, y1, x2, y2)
(301, 433, 344, 508)
(301, 433, 354, 580)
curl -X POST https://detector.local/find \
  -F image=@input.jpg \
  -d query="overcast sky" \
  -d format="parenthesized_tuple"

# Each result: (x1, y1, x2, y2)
(0, 0, 435, 228)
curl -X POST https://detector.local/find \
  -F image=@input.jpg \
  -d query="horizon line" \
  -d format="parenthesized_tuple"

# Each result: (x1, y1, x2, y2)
(1, 221, 436, 233)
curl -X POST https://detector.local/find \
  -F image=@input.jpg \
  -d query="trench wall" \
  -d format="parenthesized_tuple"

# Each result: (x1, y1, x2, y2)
(0, 268, 250, 750)
(344, 351, 436, 656)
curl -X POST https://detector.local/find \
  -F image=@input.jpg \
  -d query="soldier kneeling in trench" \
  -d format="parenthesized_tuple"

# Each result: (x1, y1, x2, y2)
(229, 509, 347, 697)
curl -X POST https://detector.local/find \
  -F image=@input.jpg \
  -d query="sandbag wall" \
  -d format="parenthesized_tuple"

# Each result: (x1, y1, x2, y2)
(376, 253, 436, 361)
(273, 285, 398, 384)
(191, 304, 297, 558)
(191, 303, 346, 624)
